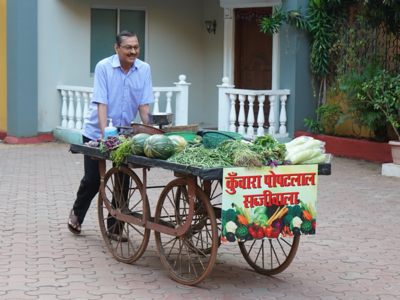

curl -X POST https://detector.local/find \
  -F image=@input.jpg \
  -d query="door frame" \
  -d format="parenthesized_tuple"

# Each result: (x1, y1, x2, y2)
(219, 0, 281, 90)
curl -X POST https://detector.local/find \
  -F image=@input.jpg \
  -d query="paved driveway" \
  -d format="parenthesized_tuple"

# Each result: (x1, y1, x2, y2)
(0, 141, 399, 300)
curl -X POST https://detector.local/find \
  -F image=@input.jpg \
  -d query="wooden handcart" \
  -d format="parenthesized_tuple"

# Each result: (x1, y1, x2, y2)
(70, 133, 331, 286)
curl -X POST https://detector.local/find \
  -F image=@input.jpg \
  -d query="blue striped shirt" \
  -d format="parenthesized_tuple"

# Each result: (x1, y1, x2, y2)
(82, 54, 154, 140)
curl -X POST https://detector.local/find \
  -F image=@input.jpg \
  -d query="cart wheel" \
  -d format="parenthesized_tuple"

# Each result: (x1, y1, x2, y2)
(238, 236, 300, 275)
(198, 179, 222, 253)
(98, 166, 151, 264)
(154, 178, 218, 285)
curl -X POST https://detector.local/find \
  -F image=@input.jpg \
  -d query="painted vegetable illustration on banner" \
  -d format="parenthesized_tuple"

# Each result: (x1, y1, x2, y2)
(221, 165, 318, 242)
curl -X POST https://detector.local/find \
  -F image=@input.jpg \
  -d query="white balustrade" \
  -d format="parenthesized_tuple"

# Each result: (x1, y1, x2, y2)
(257, 95, 265, 136)
(75, 91, 82, 130)
(229, 93, 237, 133)
(56, 75, 190, 132)
(217, 77, 290, 139)
(268, 95, 276, 136)
(67, 91, 75, 129)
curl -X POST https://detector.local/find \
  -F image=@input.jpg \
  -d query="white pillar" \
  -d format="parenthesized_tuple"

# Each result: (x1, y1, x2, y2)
(217, 77, 235, 131)
(268, 95, 276, 136)
(153, 92, 160, 113)
(166, 91, 172, 114)
(238, 94, 246, 135)
(222, 8, 234, 80)
(279, 94, 288, 135)
(67, 90, 75, 129)
(174, 75, 190, 125)
(61, 90, 68, 128)
(75, 91, 82, 130)
(257, 95, 266, 136)
(229, 93, 237, 132)
(247, 95, 255, 137)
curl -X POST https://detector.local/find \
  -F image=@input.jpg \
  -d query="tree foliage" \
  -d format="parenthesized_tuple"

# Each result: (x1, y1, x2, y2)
(359, 0, 400, 35)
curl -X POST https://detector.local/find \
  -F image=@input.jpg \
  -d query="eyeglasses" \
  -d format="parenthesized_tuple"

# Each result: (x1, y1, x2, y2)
(120, 45, 140, 52)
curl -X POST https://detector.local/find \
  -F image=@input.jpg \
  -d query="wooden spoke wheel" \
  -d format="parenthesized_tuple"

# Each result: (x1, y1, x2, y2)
(238, 236, 300, 275)
(154, 178, 218, 285)
(198, 179, 222, 253)
(98, 166, 151, 264)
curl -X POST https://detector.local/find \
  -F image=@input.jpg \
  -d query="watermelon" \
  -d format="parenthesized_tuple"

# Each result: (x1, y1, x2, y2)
(168, 135, 188, 152)
(130, 133, 150, 156)
(144, 134, 175, 160)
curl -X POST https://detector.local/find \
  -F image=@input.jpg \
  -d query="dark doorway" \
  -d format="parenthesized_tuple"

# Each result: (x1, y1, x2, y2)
(234, 8, 273, 127)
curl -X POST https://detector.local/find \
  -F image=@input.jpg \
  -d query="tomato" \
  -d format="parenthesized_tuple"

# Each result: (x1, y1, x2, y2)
(312, 221, 316, 230)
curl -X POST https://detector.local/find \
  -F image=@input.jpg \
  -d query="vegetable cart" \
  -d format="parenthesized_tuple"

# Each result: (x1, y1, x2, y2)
(70, 134, 331, 286)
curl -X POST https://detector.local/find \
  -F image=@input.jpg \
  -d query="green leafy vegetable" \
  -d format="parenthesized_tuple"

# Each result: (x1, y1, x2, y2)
(235, 225, 249, 240)
(110, 140, 132, 167)
(301, 220, 312, 233)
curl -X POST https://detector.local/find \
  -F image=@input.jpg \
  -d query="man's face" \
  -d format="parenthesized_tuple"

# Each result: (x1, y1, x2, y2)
(115, 36, 140, 66)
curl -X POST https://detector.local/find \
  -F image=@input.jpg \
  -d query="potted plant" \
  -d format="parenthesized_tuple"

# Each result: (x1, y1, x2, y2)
(352, 69, 400, 164)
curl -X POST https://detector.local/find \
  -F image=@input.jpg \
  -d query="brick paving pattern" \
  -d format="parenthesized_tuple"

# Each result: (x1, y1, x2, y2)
(0, 141, 399, 299)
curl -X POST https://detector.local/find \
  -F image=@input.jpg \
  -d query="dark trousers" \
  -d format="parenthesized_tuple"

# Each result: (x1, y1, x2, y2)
(73, 136, 101, 225)
(73, 136, 128, 234)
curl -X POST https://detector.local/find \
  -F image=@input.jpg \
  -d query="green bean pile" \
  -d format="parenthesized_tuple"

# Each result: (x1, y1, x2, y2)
(167, 145, 234, 168)
(167, 139, 265, 169)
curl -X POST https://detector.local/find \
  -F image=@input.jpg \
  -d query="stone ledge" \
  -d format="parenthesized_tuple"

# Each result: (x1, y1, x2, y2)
(382, 163, 400, 178)
(3, 133, 53, 144)
(0, 130, 6, 140)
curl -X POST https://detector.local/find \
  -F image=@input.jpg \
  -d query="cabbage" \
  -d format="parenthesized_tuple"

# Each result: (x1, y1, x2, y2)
(302, 154, 327, 164)
(285, 136, 314, 149)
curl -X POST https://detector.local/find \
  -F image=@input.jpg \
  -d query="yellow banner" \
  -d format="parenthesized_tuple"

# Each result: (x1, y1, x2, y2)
(221, 165, 318, 242)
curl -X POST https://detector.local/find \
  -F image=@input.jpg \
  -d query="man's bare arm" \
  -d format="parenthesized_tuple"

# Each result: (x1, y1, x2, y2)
(138, 104, 151, 125)
(98, 103, 108, 138)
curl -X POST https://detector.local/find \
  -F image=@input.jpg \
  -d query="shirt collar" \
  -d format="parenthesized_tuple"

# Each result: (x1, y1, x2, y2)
(112, 54, 141, 71)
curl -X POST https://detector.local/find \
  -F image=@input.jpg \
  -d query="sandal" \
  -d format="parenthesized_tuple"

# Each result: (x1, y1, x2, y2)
(68, 209, 81, 234)
(109, 233, 128, 242)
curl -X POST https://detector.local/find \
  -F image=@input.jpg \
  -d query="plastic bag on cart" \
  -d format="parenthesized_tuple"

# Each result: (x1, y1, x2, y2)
(285, 139, 326, 158)
(302, 153, 333, 164)
(285, 135, 316, 149)
(286, 147, 326, 164)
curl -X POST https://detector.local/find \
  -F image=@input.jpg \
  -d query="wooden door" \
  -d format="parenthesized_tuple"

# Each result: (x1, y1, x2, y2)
(234, 8, 273, 127)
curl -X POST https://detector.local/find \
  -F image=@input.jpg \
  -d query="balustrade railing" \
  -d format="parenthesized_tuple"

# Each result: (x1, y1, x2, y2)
(217, 77, 290, 139)
(56, 75, 190, 132)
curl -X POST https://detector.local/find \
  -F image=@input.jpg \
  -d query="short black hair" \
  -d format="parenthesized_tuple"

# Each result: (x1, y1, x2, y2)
(116, 30, 139, 46)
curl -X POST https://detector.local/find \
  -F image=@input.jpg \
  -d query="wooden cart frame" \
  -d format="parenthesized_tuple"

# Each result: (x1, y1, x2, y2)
(70, 143, 331, 285)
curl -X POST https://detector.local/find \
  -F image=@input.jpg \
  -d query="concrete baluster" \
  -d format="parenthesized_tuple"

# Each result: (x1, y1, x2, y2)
(268, 95, 276, 136)
(257, 95, 265, 136)
(75, 91, 82, 130)
(67, 90, 75, 129)
(61, 90, 68, 128)
(279, 94, 288, 135)
(166, 91, 172, 114)
(238, 94, 246, 135)
(153, 92, 160, 113)
(247, 95, 255, 137)
(229, 93, 237, 132)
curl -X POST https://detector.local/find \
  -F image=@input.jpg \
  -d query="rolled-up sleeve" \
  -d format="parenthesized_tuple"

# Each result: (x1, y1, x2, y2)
(92, 64, 108, 105)
(140, 66, 155, 105)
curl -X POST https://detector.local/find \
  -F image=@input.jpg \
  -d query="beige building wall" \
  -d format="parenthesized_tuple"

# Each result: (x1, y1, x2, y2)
(37, 0, 224, 133)
(0, 0, 6, 131)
